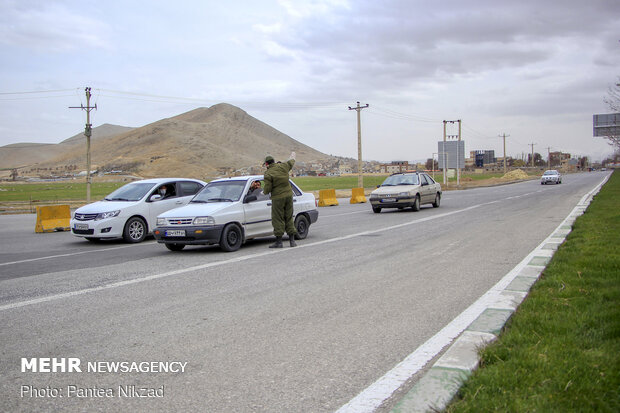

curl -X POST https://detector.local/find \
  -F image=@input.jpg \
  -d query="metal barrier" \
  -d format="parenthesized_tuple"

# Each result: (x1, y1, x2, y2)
(35, 205, 71, 233)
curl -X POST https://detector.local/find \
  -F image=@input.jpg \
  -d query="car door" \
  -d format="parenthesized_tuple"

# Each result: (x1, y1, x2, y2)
(419, 174, 432, 203)
(147, 182, 186, 229)
(243, 180, 272, 238)
(290, 180, 304, 216)
(425, 174, 440, 197)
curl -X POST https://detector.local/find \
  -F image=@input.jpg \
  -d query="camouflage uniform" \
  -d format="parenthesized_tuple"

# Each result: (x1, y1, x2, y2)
(263, 159, 297, 239)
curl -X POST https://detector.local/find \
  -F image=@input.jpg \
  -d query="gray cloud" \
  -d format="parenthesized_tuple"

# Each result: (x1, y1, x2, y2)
(262, 0, 620, 100)
(0, 0, 110, 52)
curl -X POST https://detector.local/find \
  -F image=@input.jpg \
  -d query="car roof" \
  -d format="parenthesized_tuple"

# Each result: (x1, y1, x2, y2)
(389, 171, 423, 176)
(210, 175, 264, 183)
(128, 178, 206, 184)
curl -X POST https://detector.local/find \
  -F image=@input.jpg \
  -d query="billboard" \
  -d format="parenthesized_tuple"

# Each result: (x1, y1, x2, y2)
(437, 141, 465, 169)
(593, 113, 620, 137)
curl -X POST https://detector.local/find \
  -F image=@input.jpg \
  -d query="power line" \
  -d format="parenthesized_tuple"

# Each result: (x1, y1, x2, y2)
(0, 88, 77, 95)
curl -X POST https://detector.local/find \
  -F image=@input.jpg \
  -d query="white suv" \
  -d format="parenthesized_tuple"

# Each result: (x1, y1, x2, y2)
(153, 175, 319, 252)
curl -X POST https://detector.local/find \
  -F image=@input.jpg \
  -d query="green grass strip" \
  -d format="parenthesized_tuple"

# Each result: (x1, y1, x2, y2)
(0, 182, 124, 202)
(446, 170, 620, 413)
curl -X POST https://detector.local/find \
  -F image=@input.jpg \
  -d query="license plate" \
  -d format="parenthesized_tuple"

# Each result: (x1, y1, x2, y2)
(165, 230, 186, 237)
(381, 199, 393, 203)
(74, 223, 89, 230)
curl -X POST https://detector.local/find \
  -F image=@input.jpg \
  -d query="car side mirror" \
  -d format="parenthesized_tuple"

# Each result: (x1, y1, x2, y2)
(150, 194, 162, 202)
(244, 194, 257, 203)
(421, 182, 428, 186)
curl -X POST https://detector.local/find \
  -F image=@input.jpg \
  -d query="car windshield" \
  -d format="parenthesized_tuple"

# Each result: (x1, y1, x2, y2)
(104, 182, 155, 201)
(191, 180, 246, 203)
(544, 171, 558, 176)
(381, 174, 419, 186)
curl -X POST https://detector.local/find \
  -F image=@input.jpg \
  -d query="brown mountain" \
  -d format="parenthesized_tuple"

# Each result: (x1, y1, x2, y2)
(0, 124, 134, 170)
(3, 104, 333, 178)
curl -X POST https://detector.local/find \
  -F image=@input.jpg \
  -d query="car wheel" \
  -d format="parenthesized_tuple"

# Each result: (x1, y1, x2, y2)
(165, 243, 185, 251)
(411, 194, 420, 211)
(372, 206, 381, 213)
(123, 217, 147, 243)
(85, 237, 100, 242)
(432, 193, 441, 208)
(219, 224, 242, 252)
(294, 214, 309, 240)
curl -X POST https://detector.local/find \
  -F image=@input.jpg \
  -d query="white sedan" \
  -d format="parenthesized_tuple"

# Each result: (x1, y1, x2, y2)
(153, 175, 319, 252)
(541, 170, 562, 185)
(71, 178, 206, 243)
(370, 172, 441, 213)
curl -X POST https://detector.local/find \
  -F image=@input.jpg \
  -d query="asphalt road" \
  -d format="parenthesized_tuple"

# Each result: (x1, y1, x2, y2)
(0, 171, 609, 412)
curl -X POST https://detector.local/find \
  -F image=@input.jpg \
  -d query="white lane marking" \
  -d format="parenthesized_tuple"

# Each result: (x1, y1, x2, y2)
(0, 241, 155, 267)
(0, 204, 485, 312)
(335, 175, 610, 413)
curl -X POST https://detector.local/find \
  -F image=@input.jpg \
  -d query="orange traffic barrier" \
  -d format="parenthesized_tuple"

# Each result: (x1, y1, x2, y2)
(350, 187, 367, 204)
(35, 205, 71, 233)
(318, 189, 339, 207)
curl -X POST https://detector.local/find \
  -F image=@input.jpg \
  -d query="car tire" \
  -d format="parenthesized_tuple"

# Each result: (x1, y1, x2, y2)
(432, 193, 441, 208)
(411, 194, 420, 211)
(219, 223, 242, 252)
(294, 214, 309, 240)
(372, 206, 381, 213)
(123, 217, 147, 243)
(165, 243, 185, 251)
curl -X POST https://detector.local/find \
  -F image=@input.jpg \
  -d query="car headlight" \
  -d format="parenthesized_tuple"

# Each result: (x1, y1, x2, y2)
(156, 217, 166, 226)
(370, 193, 379, 199)
(398, 192, 410, 197)
(193, 216, 215, 225)
(95, 210, 120, 220)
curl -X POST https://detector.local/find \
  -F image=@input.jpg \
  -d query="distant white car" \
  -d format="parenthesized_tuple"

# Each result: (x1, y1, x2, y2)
(153, 175, 319, 252)
(541, 170, 562, 185)
(71, 178, 206, 243)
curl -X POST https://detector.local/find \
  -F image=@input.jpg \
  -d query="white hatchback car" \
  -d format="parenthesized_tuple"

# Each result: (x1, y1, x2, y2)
(153, 175, 319, 252)
(71, 178, 206, 243)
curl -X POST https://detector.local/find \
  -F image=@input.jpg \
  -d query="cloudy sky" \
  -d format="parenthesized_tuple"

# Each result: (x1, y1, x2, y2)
(1, 0, 619, 162)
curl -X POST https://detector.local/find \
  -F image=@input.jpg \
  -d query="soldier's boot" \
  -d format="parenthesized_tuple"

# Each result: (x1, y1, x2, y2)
(269, 236, 283, 248)
(289, 237, 297, 247)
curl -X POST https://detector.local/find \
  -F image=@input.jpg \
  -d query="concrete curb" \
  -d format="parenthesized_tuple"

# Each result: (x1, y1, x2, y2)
(390, 175, 610, 413)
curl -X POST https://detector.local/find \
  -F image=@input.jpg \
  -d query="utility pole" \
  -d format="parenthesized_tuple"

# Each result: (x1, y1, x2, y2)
(348, 101, 369, 188)
(498, 133, 509, 174)
(529, 142, 536, 168)
(70, 87, 97, 202)
(546, 146, 552, 169)
(458, 119, 461, 187)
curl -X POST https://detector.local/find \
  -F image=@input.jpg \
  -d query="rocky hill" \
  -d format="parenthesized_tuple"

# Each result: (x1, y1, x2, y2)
(0, 124, 134, 171)
(1, 104, 333, 179)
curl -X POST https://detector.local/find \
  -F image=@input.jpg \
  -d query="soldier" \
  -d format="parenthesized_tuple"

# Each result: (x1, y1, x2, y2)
(263, 152, 297, 248)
